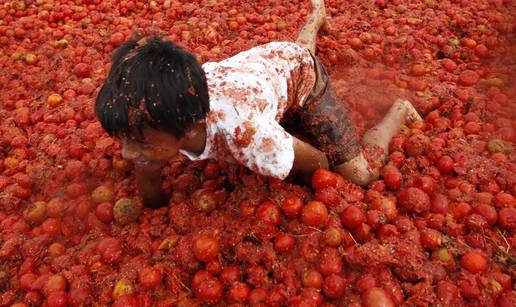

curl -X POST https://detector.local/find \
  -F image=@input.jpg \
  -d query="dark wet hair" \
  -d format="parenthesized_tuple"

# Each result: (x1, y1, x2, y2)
(95, 36, 209, 140)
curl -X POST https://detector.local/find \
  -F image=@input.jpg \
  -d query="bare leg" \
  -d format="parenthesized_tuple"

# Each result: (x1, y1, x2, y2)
(362, 99, 422, 157)
(296, 0, 328, 54)
(334, 99, 422, 186)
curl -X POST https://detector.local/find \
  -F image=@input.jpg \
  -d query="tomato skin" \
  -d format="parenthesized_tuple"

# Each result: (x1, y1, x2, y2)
(301, 201, 328, 227)
(436, 280, 459, 305)
(139, 266, 162, 289)
(227, 281, 250, 303)
(192, 189, 218, 213)
(194, 277, 223, 303)
(1, 1, 515, 305)
(274, 233, 296, 253)
(45, 274, 67, 294)
(249, 288, 267, 305)
(461, 251, 487, 273)
(192, 235, 220, 262)
(192, 270, 213, 289)
(414, 176, 437, 195)
(340, 205, 366, 229)
(113, 295, 139, 307)
(45, 291, 68, 307)
(399, 187, 431, 215)
(256, 201, 282, 225)
(497, 291, 516, 307)
(355, 274, 376, 293)
(311, 169, 337, 190)
(74, 63, 91, 78)
(322, 274, 346, 299)
(41, 218, 62, 236)
(19, 273, 37, 291)
(96, 237, 122, 264)
(381, 165, 402, 190)
(324, 227, 343, 247)
(458, 70, 480, 86)
(362, 287, 395, 307)
(220, 266, 241, 285)
(314, 187, 340, 206)
(69, 286, 92, 307)
(319, 250, 343, 276)
(431, 194, 449, 214)
(420, 228, 442, 249)
(436, 155, 454, 174)
(498, 207, 515, 230)
(281, 196, 303, 217)
(473, 204, 497, 226)
(95, 202, 113, 223)
(136, 293, 153, 307)
(302, 269, 323, 289)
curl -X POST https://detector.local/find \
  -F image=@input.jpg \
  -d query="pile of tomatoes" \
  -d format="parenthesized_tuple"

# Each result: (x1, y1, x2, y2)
(0, 0, 514, 306)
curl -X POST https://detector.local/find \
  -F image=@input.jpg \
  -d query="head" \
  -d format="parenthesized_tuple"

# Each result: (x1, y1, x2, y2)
(95, 36, 209, 165)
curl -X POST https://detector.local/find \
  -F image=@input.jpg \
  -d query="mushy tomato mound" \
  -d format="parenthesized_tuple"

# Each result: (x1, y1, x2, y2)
(0, 0, 515, 306)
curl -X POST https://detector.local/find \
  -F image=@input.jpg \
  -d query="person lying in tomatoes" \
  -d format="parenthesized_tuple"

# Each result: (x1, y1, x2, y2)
(95, 0, 421, 207)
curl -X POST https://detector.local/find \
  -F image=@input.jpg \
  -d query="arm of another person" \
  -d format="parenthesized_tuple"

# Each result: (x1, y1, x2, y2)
(291, 136, 329, 175)
(134, 161, 168, 208)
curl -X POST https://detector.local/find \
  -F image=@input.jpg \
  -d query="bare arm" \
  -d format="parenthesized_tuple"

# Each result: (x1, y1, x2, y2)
(291, 136, 329, 175)
(134, 161, 167, 208)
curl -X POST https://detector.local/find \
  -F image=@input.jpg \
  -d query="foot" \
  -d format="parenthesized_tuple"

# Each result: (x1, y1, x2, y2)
(311, 0, 330, 33)
(395, 99, 423, 124)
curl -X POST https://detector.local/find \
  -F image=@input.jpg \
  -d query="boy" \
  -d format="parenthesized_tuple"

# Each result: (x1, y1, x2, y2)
(95, 0, 421, 207)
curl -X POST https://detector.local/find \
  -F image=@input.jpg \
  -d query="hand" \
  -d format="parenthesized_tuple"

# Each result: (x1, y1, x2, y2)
(134, 161, 169, 208)
(291, 136, 329, 174)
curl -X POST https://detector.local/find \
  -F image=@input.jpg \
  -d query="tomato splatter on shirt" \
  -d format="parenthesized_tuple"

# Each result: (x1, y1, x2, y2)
(180, 42, 316, 179)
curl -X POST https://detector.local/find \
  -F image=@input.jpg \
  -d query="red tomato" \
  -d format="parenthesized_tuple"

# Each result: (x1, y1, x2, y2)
(41, 218, 62, 236)
(220, 267, 241, 285)
(95, 202, 113, 223)
(436, 156, 454, 174)
(19, 273, 37, 291)
(139, 266, 162, 289)
(96, 237, 122, 264)
(399, 187, 431, 215)
(341, 205, 366, 229)
(314, 187, 340, 206)
(194, 277, 223, 303)
(301, 201, 328, 227)
(281, 195, 303, 217)
(192, 235, 219, 262)
(381, 165, 402, 190)
(274, 233, 296, 253)
(249, 288, 266, 305)
(45, 291, 68, 307)
(461, 251, 487, 273)
(45, 274, 67, 294)
(498, 207, 515, 230)
(362, 287, 395, 307)
(420, 228, 442, 249)
(113, 295, 138, 307)
(302, 269, 323, 289)
(322, 274, 346, 299)
(256, 201, 281, 225)
(227, 282, 250, 303)
(458, 70, 480, 86)
(311, 169, 337, 190)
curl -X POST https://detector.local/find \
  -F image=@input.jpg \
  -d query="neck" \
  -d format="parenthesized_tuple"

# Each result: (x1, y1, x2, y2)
(182, 122, 207, 155)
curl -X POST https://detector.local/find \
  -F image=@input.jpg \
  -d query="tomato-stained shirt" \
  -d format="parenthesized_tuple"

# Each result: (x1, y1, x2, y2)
(180, 42, 316, 179)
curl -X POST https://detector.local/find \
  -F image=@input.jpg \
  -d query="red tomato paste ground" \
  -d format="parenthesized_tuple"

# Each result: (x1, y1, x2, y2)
(0, 0, 515, 306)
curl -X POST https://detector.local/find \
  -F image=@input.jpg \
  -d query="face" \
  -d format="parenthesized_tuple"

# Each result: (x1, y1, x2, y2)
(120, 127, 183, 168)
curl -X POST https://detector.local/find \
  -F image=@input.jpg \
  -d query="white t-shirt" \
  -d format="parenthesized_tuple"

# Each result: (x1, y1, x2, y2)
(180, 42, 316, 179)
